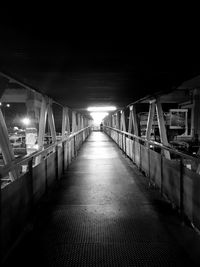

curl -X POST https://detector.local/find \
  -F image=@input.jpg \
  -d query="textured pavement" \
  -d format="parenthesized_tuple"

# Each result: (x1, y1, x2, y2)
(4, 132, 200, 266)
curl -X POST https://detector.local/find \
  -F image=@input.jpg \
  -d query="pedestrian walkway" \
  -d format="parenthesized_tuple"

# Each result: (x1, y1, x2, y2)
(4, 132, 200, 266)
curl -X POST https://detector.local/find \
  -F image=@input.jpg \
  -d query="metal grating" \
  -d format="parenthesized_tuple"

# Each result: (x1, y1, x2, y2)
(29, 204, 193, 266)
(35, 207, 170, 244)
(41, 243, 190, 267)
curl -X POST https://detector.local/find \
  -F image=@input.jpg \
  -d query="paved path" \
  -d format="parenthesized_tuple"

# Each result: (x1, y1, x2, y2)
(4, 132, 200, 266)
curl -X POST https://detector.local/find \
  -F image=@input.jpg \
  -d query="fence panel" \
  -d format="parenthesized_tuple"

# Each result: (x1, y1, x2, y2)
(104, 126, 200, 233)
(140, 144, 149, 176)
(1, 127, 90, 260)
(1, 173, 32, 257)
(129, 139, 133, 159)
(162, 158, 180, 207)
(183, 167, 200, 228)
(33, 160, 46, 203)
(57, 145, 63, 178)
(135, 141, 140, 168)
(126, 137, 130, 157)
(149, 149, 161, 188)
(47, 152, 56, 187)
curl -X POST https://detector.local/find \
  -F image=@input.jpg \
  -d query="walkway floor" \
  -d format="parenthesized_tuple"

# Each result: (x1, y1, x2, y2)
(4, 132, 200, 266)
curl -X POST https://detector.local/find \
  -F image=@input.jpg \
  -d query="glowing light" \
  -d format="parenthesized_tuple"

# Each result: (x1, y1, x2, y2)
(6, 104, 10, 107)
(33, 144, 39, 150)
(21, 117, 31, 126)
(90, 112, 108, 124)
(87, 106, 116, 112)
(0, 102, 2, 106)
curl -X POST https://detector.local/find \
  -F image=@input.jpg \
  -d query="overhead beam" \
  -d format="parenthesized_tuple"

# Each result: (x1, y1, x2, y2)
(139, 90, 189, 104)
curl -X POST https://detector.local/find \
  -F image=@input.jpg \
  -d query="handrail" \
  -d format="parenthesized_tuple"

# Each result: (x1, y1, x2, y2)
(104, 126, 200, 163)
(0, 126, 90, 177)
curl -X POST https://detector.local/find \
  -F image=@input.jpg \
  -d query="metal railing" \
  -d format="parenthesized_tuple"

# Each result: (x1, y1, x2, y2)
(1, 126, 91, 261)
(104, 125, 200, 232)
(0, 127, 91, 184)
(104, 126, 200, 164)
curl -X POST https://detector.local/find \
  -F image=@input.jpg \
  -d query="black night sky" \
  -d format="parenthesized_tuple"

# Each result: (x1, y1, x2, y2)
(1, 7, 200, 111)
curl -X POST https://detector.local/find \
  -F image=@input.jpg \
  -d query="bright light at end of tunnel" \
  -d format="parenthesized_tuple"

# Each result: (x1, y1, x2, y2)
(21, 117, 31, 126)
(87, 106, 116, 112)
(90, 112, 108, 124)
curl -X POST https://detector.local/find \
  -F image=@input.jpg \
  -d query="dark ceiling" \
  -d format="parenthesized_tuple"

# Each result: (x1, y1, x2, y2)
(1, 7, 200, 113)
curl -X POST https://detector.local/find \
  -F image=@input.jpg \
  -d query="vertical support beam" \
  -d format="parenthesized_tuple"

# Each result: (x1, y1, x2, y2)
(35, 97, 48, 165)
(37, 97, 48, 150)
(120, 111, 126, 132)
(132, 105, 139, 136)
(0, 109, 17, 180)
(47, 100, 56, 143)
(76, 113, 81, 148)
(107, 114, 112, 127)
(86, 117, 89, 127)
(62, 107, 70, 140)
(106, 116, 108, 127)
(128, 107, 132, 133)
(116, 112, 120, 129)
(112, 114, 115, 128)
(155, 99, 170, 159)
(82, 117, 85, 128)
(72, 111, 77, 133)
(84, 117, 87, 128)
(128, 105, 139, 136)
(146, 101, 155, 182)
(146, 102, 155, 141)
(81, 115, 84, 129)
(62, 107, 67, 139)
(77, 113, 81, 131)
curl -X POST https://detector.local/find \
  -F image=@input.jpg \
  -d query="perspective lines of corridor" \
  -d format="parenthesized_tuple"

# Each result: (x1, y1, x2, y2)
(4, 132, 200, 266)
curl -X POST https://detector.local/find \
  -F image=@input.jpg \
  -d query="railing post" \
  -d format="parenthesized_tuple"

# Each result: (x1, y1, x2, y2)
(133, 137, 136, 163)
(28, 157, 34, 208)
(160, 152, 163, 196)
(139, 141, 141, 171)
(45, 152, 48, 192)
(74, 135, 76, 157)
(147, 142, 151, 186)
(68, 140, 70, 166)
(70, 138, 72, 162)
(121, 133, 124, 152)
(180, 158, 184, 220)
(55, 145, 59, 180)
(62, 141, 65, 174)
(117, 131, 119, 146)
(124, 133, 126, 156)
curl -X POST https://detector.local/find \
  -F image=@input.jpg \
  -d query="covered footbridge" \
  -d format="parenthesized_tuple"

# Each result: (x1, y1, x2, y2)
(1, 72, 200, 266)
